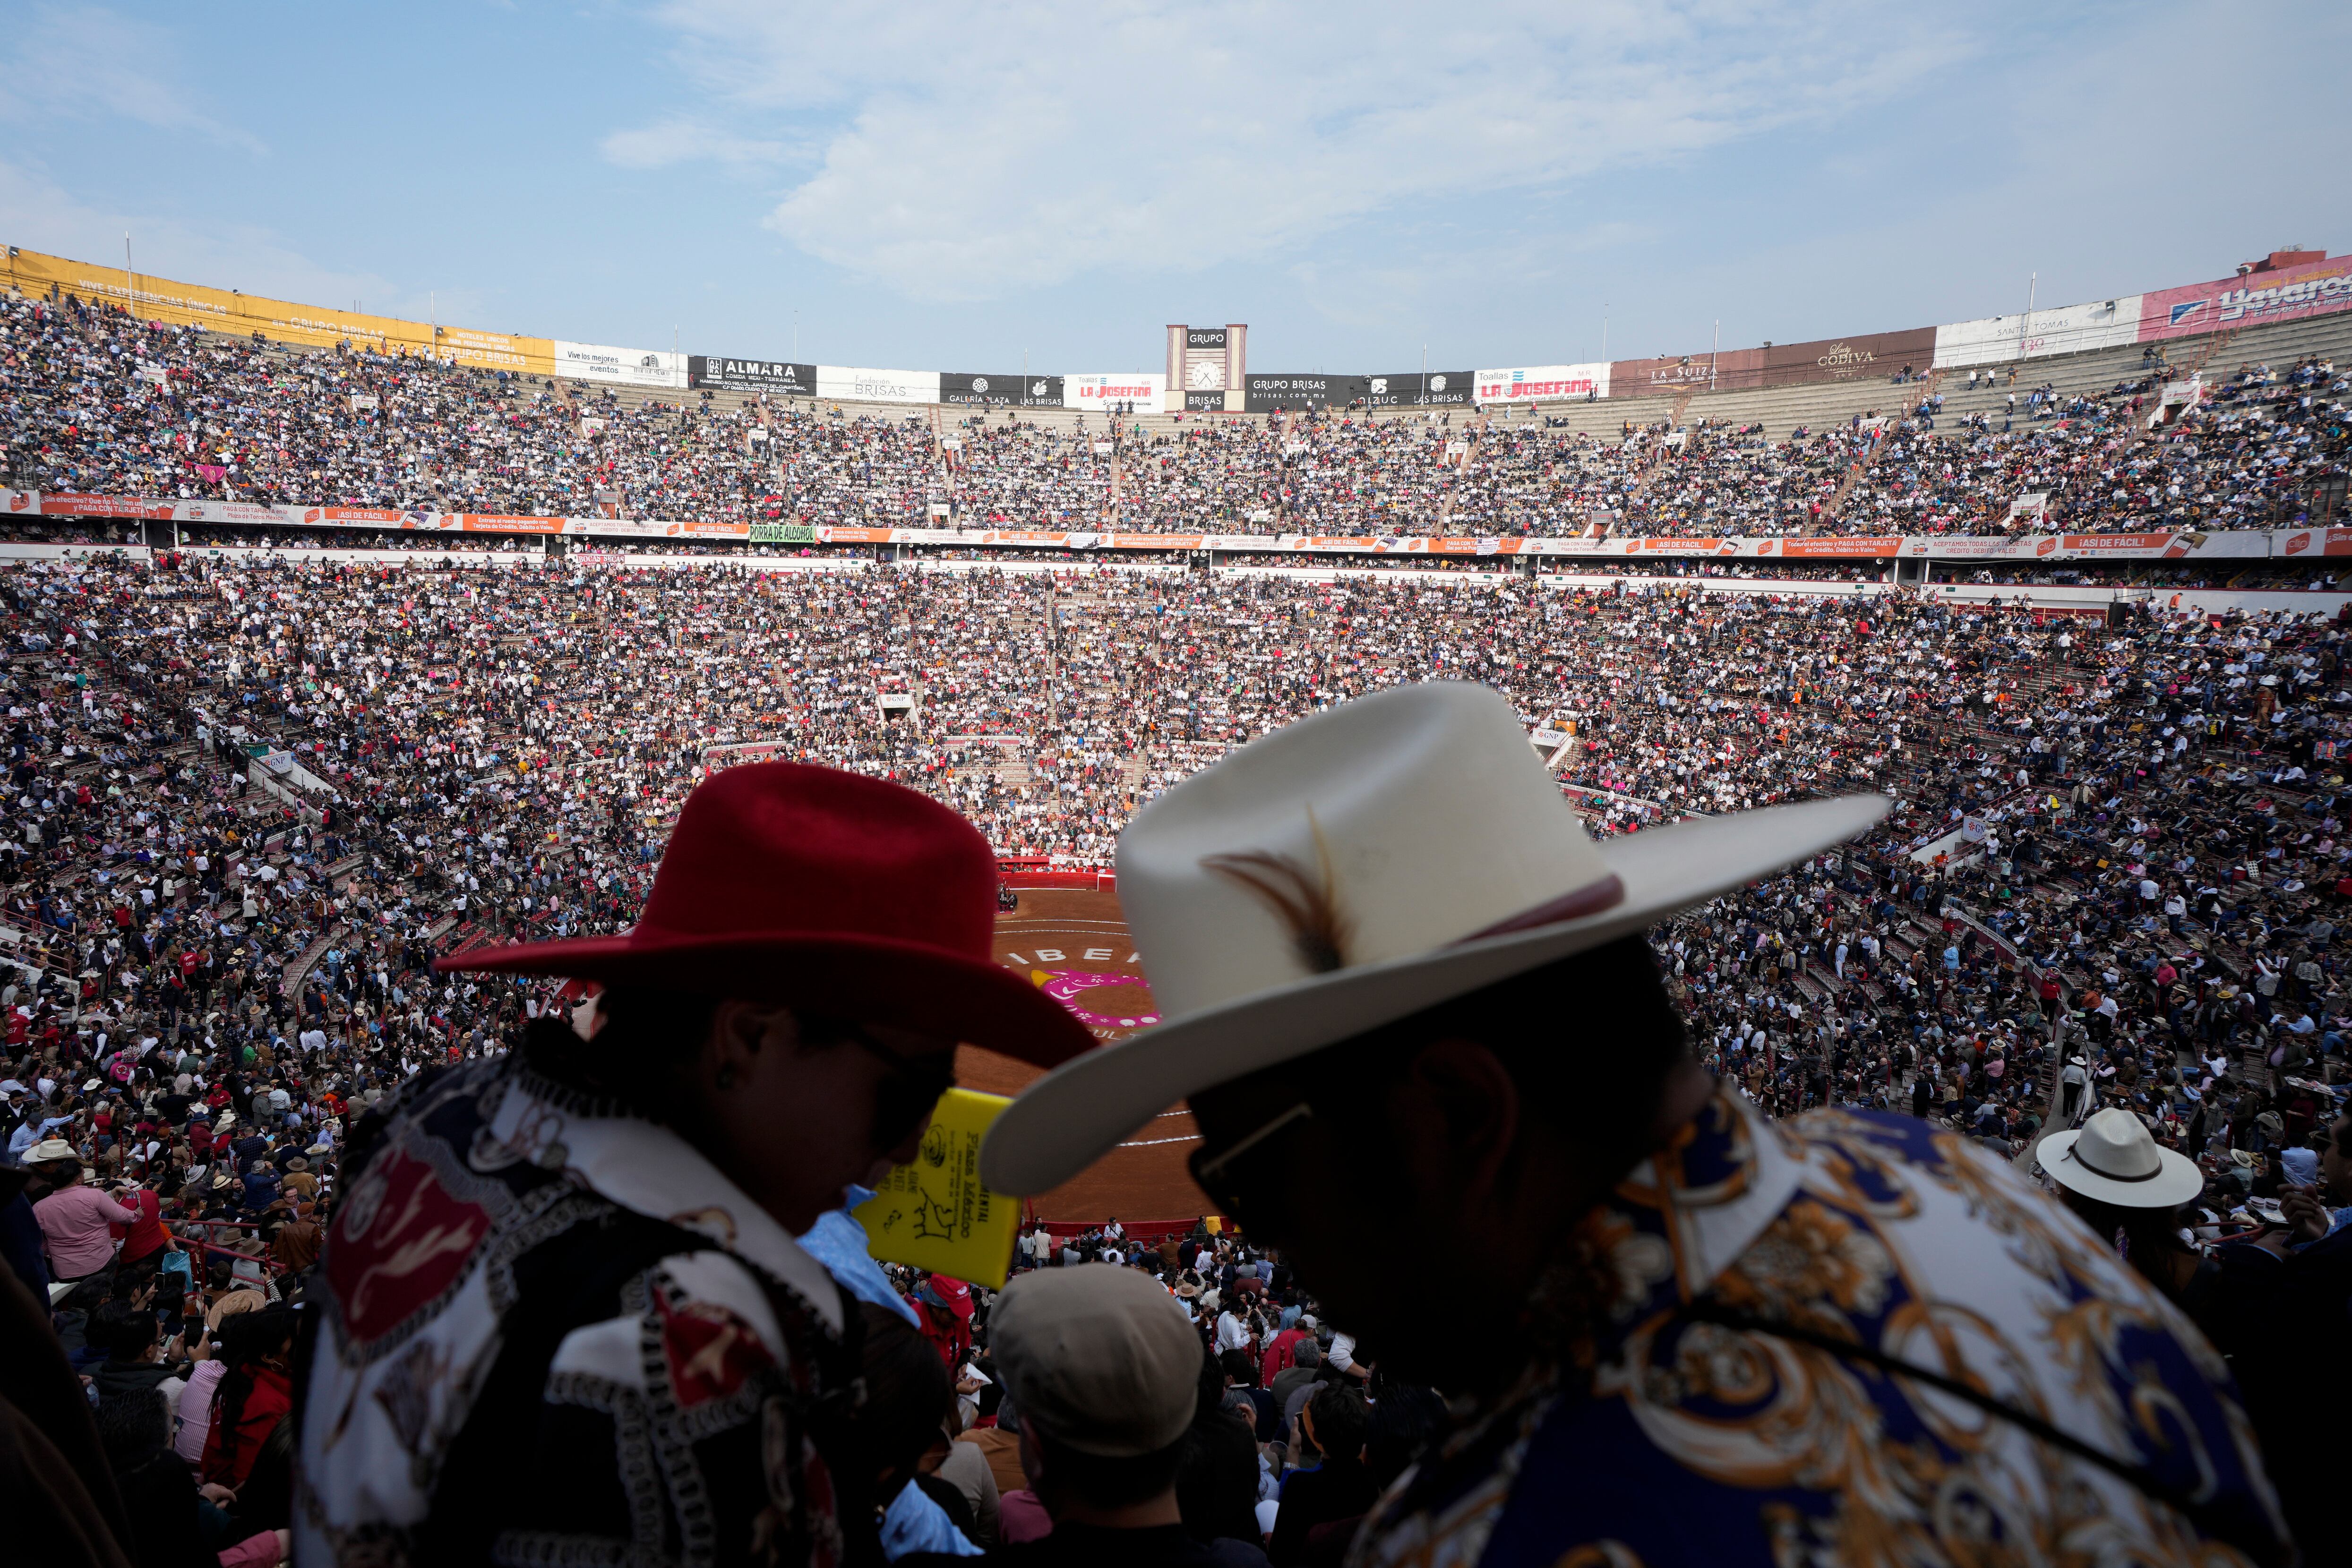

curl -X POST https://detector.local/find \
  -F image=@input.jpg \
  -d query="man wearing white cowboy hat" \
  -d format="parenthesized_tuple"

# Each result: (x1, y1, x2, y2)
(981, 682, 2288, 1568)
(2039, 1108, 2214, 1310)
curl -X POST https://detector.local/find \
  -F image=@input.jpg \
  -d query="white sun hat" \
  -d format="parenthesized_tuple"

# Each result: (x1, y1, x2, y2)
(979, 681, 1888, 1197)
(2040, 1107, 2203, 1208)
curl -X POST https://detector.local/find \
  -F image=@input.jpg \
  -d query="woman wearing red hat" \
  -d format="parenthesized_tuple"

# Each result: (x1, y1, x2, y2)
(908, 1271, 976, 1370)
(295, 763, 1093, 1568)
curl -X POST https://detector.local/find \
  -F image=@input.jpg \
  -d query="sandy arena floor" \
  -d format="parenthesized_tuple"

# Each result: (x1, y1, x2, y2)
(957, 886, 1210, 1225)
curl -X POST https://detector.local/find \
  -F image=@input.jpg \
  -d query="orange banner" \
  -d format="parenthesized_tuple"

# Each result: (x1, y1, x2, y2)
(2059, 532, 2177, 553)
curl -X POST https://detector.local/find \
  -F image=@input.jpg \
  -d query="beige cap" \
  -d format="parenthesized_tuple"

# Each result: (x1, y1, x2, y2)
(990, 1264, 1199, 1458)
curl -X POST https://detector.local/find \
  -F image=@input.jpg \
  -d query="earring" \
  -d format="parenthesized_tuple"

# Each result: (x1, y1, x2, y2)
(715, 1067, 735, 1090)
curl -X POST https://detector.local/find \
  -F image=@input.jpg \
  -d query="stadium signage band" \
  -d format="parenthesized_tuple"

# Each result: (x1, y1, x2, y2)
(939, 373, 1064, 407)
(688, 358, 818, 394)
(1931, 301, 2140, 371)
(816, 366, 940, 404)
(1607, 351, 1764, 395)
(552, 341, 687, 390)
(1064, 374, 1166, 412)
(1364, 371, 1475, 407)
(1, 491, 2326, 564)
(1473, 363, 1612, 404)
(1244, 374, 1367, 411)
(1760, 328, 1935, 386)
(2137, 254, 2352, 342)
(16, 243, 2352, 422)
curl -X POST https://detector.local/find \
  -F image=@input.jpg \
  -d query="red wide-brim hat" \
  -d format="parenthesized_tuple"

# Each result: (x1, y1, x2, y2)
(438, 762, 1097, 1070)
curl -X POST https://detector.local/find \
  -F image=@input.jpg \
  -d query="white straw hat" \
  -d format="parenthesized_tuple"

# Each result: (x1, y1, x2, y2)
(2040, 1108, 2203, 1208)
(980, 681, 1887, 1196)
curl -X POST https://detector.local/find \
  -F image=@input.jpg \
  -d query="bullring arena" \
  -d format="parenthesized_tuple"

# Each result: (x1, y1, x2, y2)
(967, 880, 1207, 1223)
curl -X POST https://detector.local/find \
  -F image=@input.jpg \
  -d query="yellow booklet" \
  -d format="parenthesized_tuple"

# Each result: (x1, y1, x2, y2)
(853, 1088, 1023, 1289)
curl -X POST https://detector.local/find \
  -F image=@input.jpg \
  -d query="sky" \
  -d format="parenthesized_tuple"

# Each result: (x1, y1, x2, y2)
(2, 1, 2347, 377)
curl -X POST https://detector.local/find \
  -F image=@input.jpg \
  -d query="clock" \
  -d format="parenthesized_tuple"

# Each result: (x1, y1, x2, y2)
(1186, 359, 1225, 391)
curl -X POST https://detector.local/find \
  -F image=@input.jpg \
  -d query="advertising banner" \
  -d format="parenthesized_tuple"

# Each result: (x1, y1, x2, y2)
(1363, 370, 1475, 407)
(378, 512, 559, 536)
(2058, 531, 2222, 559)
(1931, 298, 2142, 369)
(689, 357, 818, 396)
(1245, 374, 1369, 411)
(1185, 328, 1228, 350)
(748, 522, 816, 544)
(1902, 531, 2268, 563)
(1629, 537, 1737, 554)
(2280, 527, 2352, 557)
(298, 506, 412, 526)
(562, 517, 672, 539)
(1472, 363, 1611, 405)
(553, 342, 687, 389)
(179, 500, 297, 526)
(815, 366, 942, 404)
(940, 373, 1064, 407)
(1607, 349, 1767, 397)
(1064, 373, 1166, 413)
(0, 247, 556, 374)
(1183, 391, 1227, 411)
(30, 492, 178, 519)
(1759, 537, 1905, 558)
(1760, 328, 1933, 387)
(2138, 254, 2352, 343)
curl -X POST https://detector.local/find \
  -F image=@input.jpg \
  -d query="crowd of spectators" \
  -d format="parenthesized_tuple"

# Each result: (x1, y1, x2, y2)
(8, 289, 2342, 547)
(0, 544, 2344, 1561)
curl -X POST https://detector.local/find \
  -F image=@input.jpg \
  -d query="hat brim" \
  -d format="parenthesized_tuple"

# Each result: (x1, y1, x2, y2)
(980, 792, 1889, 1196)
(2040, 1130, 2205, 1208)
(436, 930, 1095, 1070)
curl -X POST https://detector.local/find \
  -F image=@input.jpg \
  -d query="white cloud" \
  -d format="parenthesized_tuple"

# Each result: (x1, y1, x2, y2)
(633, 0, 1978, 300)
(600, 118, 795, 171)
(0, 7, 266, 156)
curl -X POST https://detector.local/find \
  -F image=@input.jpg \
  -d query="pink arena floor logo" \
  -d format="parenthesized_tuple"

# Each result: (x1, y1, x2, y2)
(1033, 969, 1161, 1030)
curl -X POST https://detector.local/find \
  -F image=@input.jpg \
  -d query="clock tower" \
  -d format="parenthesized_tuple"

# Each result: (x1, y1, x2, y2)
(1163, 324, 1247, 412)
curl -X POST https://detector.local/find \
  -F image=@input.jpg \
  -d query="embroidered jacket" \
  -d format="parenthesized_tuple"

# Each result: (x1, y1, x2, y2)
(1351, 1087, 2290, 1568)
(295, 1052, 861, 1568)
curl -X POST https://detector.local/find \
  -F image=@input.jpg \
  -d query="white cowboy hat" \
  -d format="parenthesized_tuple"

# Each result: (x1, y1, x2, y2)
(2041, 1108, 2203, 1208)
(979, 682, 1888, 1196)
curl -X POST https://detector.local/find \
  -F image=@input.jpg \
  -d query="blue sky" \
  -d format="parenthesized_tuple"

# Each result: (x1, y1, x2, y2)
(3, 1, 2346, 376)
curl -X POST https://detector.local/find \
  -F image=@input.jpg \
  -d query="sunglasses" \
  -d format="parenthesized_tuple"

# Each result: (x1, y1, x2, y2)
(799, 1014, 958, 1154)
(1188, 1101, 1314, 1235)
